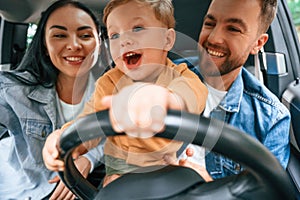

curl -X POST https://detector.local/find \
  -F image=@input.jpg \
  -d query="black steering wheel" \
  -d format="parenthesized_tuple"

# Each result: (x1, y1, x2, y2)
(58, 109, 295, 200)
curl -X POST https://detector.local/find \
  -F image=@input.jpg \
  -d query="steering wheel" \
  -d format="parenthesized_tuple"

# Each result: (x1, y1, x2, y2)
(58, 109, 295, 200)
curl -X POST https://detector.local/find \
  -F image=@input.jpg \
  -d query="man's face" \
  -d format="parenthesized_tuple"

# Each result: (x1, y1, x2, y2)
(198, 0, 263, 77)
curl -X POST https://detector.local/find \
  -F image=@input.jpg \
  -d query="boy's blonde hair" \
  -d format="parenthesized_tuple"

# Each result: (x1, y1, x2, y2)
(103, 0, 175, 28)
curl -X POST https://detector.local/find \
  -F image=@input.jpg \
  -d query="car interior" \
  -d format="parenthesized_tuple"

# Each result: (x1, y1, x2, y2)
(1, 0, 300, 199)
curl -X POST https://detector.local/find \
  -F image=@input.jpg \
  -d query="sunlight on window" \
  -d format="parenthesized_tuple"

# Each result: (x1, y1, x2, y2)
(287, 0, 300, 41)
(26, 23, 37, 47)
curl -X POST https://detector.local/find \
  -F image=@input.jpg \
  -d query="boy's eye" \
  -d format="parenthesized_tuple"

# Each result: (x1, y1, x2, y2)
(110, 33, 120, 40)
(133, 26, 144, 32)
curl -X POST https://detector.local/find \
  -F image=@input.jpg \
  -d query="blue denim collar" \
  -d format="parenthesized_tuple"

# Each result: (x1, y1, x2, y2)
(218, 69, 243, 113)
(1, 70, 56, 104)
(27, 85, 55, 104)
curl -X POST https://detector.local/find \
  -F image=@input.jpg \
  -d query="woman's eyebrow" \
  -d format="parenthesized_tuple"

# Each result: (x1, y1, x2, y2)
(49, 25, 93, 31)
(77, 26, 93, 31)
(49, 25, 67, 30)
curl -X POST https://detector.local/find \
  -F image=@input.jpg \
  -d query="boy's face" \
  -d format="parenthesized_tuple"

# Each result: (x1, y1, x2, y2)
(106, 1, 175, 82)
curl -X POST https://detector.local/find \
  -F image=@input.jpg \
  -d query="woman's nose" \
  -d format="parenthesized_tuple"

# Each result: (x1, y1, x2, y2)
(66, 36, 82, 50)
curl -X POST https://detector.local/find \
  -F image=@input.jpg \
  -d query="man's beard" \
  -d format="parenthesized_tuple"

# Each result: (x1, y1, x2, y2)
(199, 54, 245, 77)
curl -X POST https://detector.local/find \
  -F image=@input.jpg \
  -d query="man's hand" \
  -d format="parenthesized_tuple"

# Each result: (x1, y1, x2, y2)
(164, 147, 213, 182)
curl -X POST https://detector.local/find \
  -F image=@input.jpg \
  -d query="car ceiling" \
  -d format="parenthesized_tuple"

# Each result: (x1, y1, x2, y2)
(0, 0, 109, 23)
(0, 0, 209, 46)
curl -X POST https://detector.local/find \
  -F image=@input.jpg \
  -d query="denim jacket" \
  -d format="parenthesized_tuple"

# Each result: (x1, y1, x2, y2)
(205, 68, 291, 179)
(0, 71, 104, 199)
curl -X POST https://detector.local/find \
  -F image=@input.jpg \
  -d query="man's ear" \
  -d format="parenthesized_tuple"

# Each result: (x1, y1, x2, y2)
(250, 33, 269, 54)
(164, 28, 176, 51)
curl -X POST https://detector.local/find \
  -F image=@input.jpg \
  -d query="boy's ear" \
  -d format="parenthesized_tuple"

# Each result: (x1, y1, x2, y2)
(250, 33, 269, 55)
(164, 28, 176, 51)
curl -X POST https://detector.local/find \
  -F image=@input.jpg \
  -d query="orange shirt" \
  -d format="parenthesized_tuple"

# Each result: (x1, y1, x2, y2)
(63, 58, 207, 167)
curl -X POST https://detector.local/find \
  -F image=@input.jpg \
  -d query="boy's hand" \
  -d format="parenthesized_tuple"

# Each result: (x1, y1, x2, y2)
(102, 83, 185, 138)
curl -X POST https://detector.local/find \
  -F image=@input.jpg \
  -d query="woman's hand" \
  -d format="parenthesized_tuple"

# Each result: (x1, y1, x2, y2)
(42, 129, 65, 171)
(48, 156, 91, 200)
(42, 129, 91, 172)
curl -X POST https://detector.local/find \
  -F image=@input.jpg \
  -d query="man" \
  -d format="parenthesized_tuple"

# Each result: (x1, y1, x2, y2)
(196, 0, 290, 179)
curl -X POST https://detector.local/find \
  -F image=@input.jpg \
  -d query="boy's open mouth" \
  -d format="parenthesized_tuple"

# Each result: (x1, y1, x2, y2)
(123, 52, 142, 69)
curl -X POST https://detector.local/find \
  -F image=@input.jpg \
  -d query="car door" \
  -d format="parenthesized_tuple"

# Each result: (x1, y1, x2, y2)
(0, 17, 28, 70)
(267, 0, 300, 196)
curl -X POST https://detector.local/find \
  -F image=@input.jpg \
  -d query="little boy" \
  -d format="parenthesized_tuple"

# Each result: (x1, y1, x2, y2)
(43, 0, 208, 187)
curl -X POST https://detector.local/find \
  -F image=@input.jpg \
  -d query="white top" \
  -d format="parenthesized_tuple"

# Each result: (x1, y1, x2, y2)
(203, 83, 227, 117)
(59, 94, 86, 122)
(56, 75, 94, 123)
(55, 75, 104, 173)
(179, 83, 227, 168)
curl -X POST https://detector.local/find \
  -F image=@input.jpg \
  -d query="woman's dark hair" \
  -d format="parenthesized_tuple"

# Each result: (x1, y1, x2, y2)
(15, 0, 100, 87)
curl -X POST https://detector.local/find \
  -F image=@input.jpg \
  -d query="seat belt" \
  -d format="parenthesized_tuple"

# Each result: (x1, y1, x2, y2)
(254, 47, 268, 84)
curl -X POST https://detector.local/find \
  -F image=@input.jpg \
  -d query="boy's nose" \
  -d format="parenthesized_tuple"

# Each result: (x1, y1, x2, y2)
(120, 33, 134, 47)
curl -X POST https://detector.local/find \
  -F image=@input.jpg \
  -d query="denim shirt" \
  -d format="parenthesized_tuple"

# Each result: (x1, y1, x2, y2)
(0, 71, 104, 199)
(205, 68, 291, 179)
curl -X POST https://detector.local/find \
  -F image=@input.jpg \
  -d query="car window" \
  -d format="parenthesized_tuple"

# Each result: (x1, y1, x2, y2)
(27, 23, 37, 47)
(287, 0, 300, 41)
(21, 1, 300, 55)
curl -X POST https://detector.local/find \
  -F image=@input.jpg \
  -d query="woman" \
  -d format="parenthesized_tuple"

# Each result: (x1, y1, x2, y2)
(0, 0, 106, 199)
